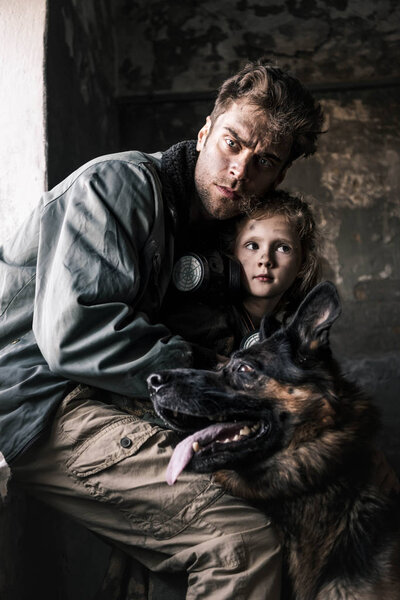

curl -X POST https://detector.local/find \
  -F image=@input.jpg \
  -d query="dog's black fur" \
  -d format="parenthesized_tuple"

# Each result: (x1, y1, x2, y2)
(148, 282, 400, 599)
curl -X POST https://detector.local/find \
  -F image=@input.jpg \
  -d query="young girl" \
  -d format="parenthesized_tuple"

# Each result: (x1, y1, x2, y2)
(162, 189, 321, 359)
(227, 189, 320, 347)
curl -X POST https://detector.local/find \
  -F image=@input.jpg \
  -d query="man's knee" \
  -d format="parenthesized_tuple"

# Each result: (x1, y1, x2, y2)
(160, 491, 282, 599)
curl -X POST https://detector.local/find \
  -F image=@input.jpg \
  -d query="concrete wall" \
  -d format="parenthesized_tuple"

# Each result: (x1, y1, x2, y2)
(0, 0, 47, 241)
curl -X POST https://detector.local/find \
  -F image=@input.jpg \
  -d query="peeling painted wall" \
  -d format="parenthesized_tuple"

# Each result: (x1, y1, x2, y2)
(115, 0, 400, 95)
(284, 88, 400, 468)
(285, 88, 400, 354)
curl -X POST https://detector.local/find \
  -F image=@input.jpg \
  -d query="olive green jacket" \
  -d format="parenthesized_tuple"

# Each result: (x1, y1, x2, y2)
(0, 150, 193, 466)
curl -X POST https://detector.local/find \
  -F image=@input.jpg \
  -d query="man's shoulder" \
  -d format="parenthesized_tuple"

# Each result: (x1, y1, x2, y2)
(78, 149, 163, 181)
(44, 150, 164, 205)
(85, 149, 163, 170)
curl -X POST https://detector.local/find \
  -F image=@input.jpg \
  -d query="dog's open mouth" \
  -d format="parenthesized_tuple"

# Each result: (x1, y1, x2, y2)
(149, 378, 281, 485)
(165, 416, 270, 485)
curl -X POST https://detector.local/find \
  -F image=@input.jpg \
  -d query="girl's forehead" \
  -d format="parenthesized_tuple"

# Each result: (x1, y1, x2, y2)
(240, 214, 297, 236)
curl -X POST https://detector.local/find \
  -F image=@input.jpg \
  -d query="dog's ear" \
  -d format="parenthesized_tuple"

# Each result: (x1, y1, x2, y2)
(288, 281, 341, 356)
(259, 314, 281, 341)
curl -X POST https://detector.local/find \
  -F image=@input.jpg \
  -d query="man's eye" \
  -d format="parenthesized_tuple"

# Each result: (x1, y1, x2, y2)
(226, 138, 237, 148)
(238, 363, 254, 373)
(258, 156, 272, 168)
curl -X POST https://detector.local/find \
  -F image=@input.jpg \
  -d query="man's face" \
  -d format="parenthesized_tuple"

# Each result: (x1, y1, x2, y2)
(194, 100, 292, 220)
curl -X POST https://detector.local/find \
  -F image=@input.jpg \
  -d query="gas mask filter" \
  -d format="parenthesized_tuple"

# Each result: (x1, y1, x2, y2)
(172, 251, 242, 300)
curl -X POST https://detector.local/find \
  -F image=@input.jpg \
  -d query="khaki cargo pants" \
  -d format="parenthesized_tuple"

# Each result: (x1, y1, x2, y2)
(13, 384, 282, 599)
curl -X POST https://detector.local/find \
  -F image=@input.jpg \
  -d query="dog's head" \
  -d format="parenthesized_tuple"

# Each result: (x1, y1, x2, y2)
(148, 282, 376, 493)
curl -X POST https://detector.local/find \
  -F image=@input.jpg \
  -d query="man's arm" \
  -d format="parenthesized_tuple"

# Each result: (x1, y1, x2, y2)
(33, 157, 192, 398)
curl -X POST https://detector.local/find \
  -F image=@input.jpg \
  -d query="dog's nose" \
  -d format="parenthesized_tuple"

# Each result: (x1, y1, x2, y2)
(147, 372, 168, 392)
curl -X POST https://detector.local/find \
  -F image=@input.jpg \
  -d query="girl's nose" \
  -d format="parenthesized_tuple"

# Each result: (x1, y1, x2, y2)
(258, 253, 273, 267)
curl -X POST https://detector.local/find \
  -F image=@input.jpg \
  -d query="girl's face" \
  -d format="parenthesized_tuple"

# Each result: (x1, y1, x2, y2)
(234, 214, 302, 303)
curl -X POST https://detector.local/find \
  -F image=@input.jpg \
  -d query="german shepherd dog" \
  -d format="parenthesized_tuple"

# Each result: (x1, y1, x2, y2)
(148, 282, 400, 599)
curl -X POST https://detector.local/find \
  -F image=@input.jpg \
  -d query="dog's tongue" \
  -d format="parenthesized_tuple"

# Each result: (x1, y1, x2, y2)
(166, 422, 239, 485)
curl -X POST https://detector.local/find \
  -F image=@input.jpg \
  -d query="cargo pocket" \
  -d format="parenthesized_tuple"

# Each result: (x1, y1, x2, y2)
(66, 416, 161, 490)
(66, 415, 224, 541)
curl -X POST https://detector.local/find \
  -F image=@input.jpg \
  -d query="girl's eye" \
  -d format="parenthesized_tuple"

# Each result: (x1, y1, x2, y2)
(245, 241, 259, 251)
(238, 363, 254, 373)
(277, 243, 291, 253)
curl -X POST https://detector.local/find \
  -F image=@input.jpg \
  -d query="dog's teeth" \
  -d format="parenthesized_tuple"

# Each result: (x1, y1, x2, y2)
(192, 442, 200, 452)
(223, 438, 231, 443)
(252, 423, 260, 432)
(239, 426, 251, 436)
(233, 434, 240, 441)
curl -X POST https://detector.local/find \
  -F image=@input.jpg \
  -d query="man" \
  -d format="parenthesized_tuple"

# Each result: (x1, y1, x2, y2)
(0, 60, 323, 598)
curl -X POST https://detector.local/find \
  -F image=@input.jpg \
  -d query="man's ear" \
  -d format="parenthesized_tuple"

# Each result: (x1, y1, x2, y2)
(196, 116, 211, 151)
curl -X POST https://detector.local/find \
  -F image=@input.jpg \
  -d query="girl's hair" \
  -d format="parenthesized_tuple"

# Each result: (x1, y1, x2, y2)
(221, 190, 321, 319)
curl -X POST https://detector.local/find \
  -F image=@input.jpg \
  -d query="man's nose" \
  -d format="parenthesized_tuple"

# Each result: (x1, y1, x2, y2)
(229, 153, 251, 181)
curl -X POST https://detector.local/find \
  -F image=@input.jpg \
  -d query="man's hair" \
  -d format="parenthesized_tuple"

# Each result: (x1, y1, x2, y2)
(221, 190, 321, 319)
(211, 59, 324, 164)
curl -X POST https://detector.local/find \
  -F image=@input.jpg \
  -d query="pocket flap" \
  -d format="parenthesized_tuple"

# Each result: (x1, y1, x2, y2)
(67, 417, 159, 477)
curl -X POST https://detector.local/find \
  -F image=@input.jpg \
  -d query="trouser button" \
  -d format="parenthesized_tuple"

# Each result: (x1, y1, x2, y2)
(120, 437, 132, 448)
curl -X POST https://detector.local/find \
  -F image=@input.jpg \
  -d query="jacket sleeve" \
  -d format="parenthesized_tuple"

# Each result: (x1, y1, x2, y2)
(32, 157, 193, 398)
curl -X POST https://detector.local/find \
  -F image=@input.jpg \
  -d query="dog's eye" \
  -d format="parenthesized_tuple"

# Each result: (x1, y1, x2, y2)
(237, 363, 254, 373)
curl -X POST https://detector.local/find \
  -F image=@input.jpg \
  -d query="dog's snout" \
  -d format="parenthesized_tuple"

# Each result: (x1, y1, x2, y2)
(147, 372, 169, 392)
